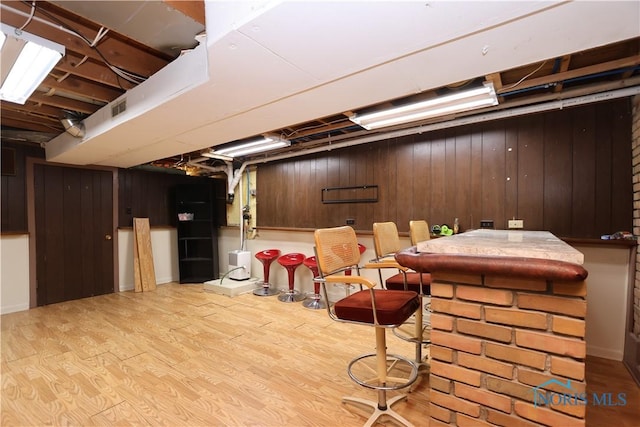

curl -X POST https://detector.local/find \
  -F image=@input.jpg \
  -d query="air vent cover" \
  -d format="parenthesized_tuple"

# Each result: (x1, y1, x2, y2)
(111, 99, 127, 117)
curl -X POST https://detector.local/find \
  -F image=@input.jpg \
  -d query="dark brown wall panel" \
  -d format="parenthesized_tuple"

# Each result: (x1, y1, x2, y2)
(481, 124, 506, 229)
(571, 106, 597, 237)
(429, 134, 447, 225)
(256, 98, 632, 239)
(117, 169, 227, 228)
(1, 142, 45, 232)
(453, 132, 472, 227)
(611, 101, 634, 232)
(517, 115, 545, 231)
(543, 109, 574, 236)
(396, 139, 414, 227)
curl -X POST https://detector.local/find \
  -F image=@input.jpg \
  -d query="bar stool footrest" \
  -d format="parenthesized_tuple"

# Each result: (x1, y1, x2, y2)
(347, 353, 418, 391)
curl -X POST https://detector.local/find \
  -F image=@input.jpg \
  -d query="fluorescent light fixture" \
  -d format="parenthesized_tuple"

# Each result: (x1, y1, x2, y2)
(214, 135, 291, 157)
(349, 82, 499, 130)
(201, 150, 234, 162)
(0, 23, 65, 104)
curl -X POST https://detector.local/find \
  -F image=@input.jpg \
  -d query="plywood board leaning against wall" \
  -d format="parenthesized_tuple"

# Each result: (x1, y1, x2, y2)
(133, 218, 157, 292)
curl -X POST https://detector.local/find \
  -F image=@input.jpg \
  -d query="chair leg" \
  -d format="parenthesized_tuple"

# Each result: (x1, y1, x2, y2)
(342, 394, 414, 427)
(392, 295, 431, 368)
(342, 327, 417, 427)
(414, 307, 424, 363)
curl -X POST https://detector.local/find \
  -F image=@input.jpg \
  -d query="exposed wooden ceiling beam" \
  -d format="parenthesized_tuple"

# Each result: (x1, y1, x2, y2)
(56, 52, 137, 90)
(43, 74, 123, 103)
(497, 55, 640, 94)
(164, 1, 205, 25)
(553, 55, 572, 93)
(1, 115, 63, 133)
(2, 101, 62, 118)
(29, 92, 103, 115)
(1, 1, 170, 77)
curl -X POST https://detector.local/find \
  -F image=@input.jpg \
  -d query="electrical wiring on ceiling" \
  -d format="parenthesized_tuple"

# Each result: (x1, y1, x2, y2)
(16, 0, 149, 88)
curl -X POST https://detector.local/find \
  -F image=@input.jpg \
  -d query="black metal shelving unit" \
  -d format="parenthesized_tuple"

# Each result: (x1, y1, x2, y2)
(176, 184, 219, 283)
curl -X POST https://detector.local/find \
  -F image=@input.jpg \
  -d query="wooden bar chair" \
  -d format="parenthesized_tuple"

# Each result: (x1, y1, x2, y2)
(314, 226, 420, 427)
(368, 222, 431, 366)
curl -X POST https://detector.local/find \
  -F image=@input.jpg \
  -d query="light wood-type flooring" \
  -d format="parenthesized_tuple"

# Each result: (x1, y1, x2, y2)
(1, 283, 638, 426)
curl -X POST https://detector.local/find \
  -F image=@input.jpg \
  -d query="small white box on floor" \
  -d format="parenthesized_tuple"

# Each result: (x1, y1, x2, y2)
(228, 250, 251, 280)
(204, 277, 260, 297)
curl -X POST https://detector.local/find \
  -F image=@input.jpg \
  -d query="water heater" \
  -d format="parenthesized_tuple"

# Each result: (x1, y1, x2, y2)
(228, 250, 251, 280)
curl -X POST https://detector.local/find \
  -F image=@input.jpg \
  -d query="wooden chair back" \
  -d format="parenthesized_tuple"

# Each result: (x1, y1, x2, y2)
(409, 220, 431, 246)
(314, 226, 361, 276)
(373, 222, 401, 258)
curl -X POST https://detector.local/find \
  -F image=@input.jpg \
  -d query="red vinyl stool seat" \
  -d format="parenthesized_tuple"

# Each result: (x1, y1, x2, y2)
(277, 253, 306, 302)
(253, 249, 281, 296)
(302, 256, 326, 310)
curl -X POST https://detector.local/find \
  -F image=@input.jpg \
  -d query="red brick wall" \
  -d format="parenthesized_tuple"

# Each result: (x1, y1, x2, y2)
(633, 94, 640, 338)
(429, 272, 587, 426)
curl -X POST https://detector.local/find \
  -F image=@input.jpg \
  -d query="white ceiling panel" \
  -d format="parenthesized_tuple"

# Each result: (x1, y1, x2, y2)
(204, 29, 319, 118)
(234, 1, 560, 81)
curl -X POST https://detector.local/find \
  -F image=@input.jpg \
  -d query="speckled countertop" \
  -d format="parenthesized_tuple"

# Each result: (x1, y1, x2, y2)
(416, 229, 584, 265)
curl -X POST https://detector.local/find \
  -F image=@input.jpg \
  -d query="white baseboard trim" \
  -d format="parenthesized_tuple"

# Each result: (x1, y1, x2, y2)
(1, 303, 30, 315)
(587, 344, 623, 361)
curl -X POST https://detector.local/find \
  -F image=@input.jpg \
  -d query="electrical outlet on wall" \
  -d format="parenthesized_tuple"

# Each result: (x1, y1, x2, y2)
(480, 220, 494, 229)
(508, 219, 524, 229)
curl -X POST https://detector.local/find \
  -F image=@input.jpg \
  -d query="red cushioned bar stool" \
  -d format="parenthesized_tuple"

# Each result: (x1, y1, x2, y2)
(277, 253, 306, 303)
(302, 256, 326, 310)
(253, 249, 281, 296)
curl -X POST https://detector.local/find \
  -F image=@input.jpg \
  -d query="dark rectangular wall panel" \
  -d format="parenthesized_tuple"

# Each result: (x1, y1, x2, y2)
(1, 142, 45, 232)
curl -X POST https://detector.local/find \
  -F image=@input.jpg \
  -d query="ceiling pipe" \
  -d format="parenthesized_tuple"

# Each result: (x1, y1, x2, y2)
(187, 157, 236, 202)
(61, 117, 85, 138)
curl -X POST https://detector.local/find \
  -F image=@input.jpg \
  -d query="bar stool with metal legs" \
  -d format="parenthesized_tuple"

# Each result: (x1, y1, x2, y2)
(369, 222, 431, 367)
(253, 249, 281, 296)
(314, 226, 419, 427)
(277, 253, 306, 302)
(302, 256, 326, 309)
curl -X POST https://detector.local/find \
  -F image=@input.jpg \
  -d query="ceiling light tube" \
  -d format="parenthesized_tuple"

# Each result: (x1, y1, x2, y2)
(201, 151, 234, 162)
(0, 23, 65, 105)
(214, 135, 290, 157)
(350, 82, 498, 130)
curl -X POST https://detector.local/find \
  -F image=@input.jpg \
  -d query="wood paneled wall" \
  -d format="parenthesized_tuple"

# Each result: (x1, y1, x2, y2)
(0, 147, 228, 232)
(118, 168, 227, 228)
(257, 99, 632, 239)
(1, 142, 45, 232)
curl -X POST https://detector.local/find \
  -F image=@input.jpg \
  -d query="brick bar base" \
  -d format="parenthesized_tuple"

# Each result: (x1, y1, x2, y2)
(395, 250, 588, 427)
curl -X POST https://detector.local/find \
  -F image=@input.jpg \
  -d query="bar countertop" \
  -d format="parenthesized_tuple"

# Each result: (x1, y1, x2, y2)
(416, 229, 584, 265)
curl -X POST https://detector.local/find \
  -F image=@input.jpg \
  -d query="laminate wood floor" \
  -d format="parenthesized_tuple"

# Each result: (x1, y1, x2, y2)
(1, 283, 638, 426)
